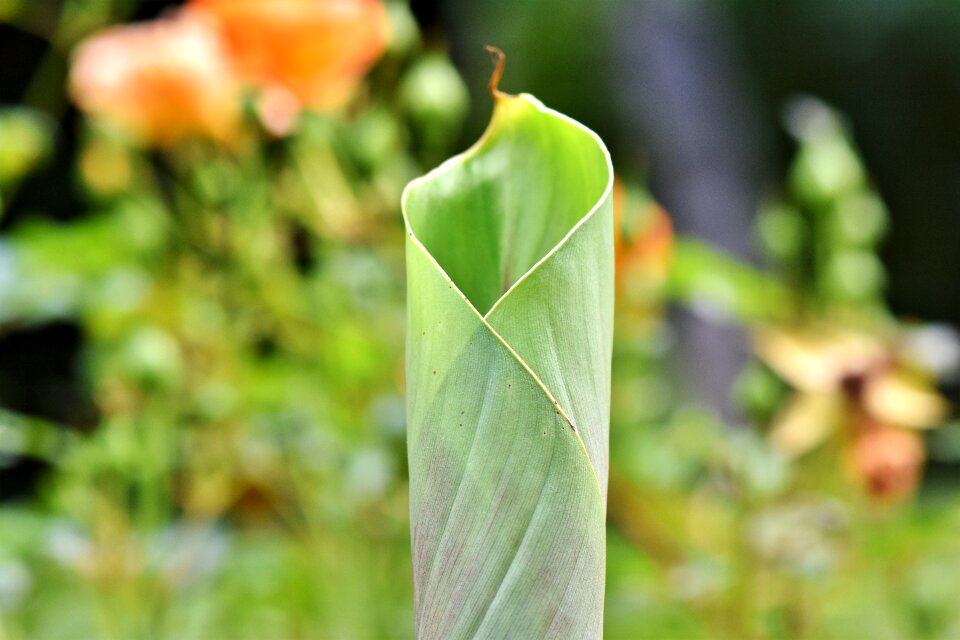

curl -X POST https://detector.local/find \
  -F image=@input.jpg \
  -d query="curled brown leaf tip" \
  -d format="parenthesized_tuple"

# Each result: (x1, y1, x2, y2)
(483, 45, 506, 97)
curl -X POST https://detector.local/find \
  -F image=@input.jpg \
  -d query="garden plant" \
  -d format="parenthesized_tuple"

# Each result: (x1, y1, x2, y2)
(0, 2, 957, 640)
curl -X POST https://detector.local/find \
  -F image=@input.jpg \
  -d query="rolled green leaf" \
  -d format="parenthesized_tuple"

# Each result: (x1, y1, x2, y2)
(402, 85, 614, 638)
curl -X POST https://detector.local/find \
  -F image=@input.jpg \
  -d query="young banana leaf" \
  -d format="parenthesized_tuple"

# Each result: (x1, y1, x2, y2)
(402, 78, 614, 638)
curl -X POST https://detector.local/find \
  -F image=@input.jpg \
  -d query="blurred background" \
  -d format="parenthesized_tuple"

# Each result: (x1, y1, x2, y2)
(1, 0, 959, 638)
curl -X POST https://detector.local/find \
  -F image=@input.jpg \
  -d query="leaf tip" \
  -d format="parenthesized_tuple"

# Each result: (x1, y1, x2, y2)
(483, 45, 508, 98)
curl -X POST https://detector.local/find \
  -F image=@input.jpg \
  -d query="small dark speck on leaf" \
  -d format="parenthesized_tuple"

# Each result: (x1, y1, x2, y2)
(432, 370, 437, 375)
(508, 384, 511, 388)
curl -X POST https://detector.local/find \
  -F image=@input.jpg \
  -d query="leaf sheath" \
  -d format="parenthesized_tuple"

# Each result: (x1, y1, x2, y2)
(403, 92, 614, 639)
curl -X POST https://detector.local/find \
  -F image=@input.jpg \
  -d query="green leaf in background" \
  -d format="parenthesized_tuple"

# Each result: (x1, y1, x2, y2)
(402, 82, 614, 638)
(670, 238, 793, 324)
(0, 106, 54, 219)
(0, 107, 53, 188)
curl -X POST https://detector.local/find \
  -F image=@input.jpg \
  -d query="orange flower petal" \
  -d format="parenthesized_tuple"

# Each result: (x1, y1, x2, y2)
(69, 11, 241, 146)
(848, 423, 924, 502)
(613, 181, 673, 290)
(192, 0, 390, 114)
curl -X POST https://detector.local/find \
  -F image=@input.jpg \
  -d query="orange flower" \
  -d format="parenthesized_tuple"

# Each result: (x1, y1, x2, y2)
(613, 179, 673, 290)
(191, 0, 389, 132)
(69, 11, 240, 146)
(848, 422, 924, 502)
(757, 325, 949, 502)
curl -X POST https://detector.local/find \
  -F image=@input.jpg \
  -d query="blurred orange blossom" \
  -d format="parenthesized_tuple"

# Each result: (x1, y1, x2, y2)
(70, 11, 241, 146)
(191, 0, 390, 134)
(613, 179, 673, 291)
(849, 421, 925, 502)
(756, 326, 948, 502)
